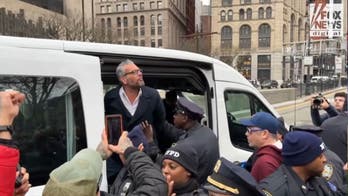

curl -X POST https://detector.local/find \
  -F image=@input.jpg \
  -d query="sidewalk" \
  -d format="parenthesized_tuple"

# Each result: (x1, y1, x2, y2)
(273, 86, 347, 110)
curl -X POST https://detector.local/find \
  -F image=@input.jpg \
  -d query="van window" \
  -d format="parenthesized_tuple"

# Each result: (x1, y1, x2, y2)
(224, 90, 270, 150)
(0, 76, 87, 186)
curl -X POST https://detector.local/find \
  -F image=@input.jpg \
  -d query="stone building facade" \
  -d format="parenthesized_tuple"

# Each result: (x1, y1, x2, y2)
(95, 0, 193, 49)
(211, 0, 307, 81)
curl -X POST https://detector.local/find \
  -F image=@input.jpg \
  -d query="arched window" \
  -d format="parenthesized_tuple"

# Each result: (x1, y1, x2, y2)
(239, 25, 251, 48)
(221, 26, 232, 48)
(228, 10, 233, 21)
(123, 17, 128, 27)
(117, 17, 121, 27)
(133, 16, 138, 26)
(247, 8, 252, 19)
(150, 15, 155, 25)
(290, 14, 295, 42)
(158, 14, 163, 35)
(258, 23, 271, 47)
(283, 24, 287, 43)
(298, 18, 302, 41)
(101, 18, 105, 35)
(140, 15, 145, 26)
(221, 10, 226, 21)
(258, 7, 264, 19)
(266, 7, 272, 18)
(239, 9, 245, 20)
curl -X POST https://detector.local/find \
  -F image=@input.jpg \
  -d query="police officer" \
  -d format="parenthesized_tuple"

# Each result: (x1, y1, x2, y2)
(204, 157, 264, 196)
(160, 97, 219, 184)
(259, 131, 342, 196)
(291, 125, 347, 195)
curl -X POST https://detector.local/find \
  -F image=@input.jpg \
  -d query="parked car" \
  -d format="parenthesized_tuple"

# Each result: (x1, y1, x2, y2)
(280, 80, 298, 88)
(261, 80, 278, 89)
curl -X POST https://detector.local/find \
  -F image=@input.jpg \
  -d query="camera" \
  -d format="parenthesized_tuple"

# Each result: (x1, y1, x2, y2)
(313, 94, 324, 107)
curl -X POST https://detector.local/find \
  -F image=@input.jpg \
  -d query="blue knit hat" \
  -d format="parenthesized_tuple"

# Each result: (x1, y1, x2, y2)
(282, 131, 325, 166)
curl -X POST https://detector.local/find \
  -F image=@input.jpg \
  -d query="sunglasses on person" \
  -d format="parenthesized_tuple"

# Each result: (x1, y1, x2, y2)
(246, 127, 263, 133)
(124, 69, 143, 76)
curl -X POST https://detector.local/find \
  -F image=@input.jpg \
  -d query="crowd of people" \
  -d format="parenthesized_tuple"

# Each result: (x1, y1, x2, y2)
(1, 59, 348, 196)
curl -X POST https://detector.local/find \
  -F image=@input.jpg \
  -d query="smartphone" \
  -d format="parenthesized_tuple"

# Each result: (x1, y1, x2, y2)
(105, 114, 123, 145)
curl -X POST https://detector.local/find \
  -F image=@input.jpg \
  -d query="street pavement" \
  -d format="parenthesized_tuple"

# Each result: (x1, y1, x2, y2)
(273, 86, 347, 126)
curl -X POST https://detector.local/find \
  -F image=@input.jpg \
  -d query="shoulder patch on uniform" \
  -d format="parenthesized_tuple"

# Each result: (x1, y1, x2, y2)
(262, 189, 272, 196)
(322, 163, 334, 181)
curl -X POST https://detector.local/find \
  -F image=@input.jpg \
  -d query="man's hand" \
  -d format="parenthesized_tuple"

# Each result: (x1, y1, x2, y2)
(0, 90, 25, 125)
(141, 120, 154, 142)
(14, 167, 31, 196)
(320, 98, 330, 110)
(96, 129, 113, 160)
(108, 132, 134, 165)
(166, 175, 175, 196)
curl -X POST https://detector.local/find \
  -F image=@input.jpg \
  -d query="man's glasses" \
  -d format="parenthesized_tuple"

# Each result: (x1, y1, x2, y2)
(123, 69, 143, 76)
(246, 127, 263, 133)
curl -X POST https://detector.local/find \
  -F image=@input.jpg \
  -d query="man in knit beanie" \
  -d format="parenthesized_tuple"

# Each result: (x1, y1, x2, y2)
(259, 131, 341, 196)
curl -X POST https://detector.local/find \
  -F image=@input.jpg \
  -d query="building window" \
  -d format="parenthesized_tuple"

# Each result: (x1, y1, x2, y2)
(116, 4, 121, 12)
(124, 28, 129, 38)
(123, 4, 128, 11)
(158, 39, 162, 47)
(117, 28, 121, 36)
(239, 25, 251, 48)
(241, 0, 251, 4)
(107, 5, 111, 13)
(157, 14, 162, 25)
(257, 55, 271, 81)
(239, 9, 245, 20)
(117, 17, 121, 27)
(151, 15, 156, 25)
(221, 10, 226, 21)
(221, 26, 232, 48)
(228, 10, 233, 21)
(140, 27, 145, 36)
(134, 40, 139, 46)
(151, 27, 156, 35)
(150, 1, 156, 9)
(134, 27, 138, 36)
(158, 26, 162, 35)
(266, 7, 272, 18)
(107, 18, 112, 41)
(222, 0, 232, 6)
(134, 16, 138, 26)
(140, 40, 145, 46)
(100, 6, 105, 13)
(158, 1, 162, 8)
(101, 18, 105, 36)
(133, 3, 138, 11)
(258, 8, 264, 19)
(151, 39, 156, 47)
(123, 17, 128, 27)
(140, 15, 145, 26)
(258, 23, 271, 47)
(140, 2, 145, 10)
(246, 8, 252, 19)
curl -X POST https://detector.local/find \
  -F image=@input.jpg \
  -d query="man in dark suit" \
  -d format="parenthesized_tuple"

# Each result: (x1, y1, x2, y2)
(104, 59, 165, 184)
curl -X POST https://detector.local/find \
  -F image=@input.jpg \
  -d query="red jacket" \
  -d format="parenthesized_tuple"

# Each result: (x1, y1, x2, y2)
(0, 139, 19, 196)
(251, 145, 282, 182)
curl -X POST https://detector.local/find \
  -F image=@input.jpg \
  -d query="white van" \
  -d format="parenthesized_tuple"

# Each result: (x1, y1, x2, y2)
(0, 36, 283, 195)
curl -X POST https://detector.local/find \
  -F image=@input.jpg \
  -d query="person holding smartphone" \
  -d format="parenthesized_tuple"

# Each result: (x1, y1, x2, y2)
(104, 59, 166, 184)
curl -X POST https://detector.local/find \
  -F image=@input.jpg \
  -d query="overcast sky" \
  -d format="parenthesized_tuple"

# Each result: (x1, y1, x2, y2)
(201, 0, 210, 5)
